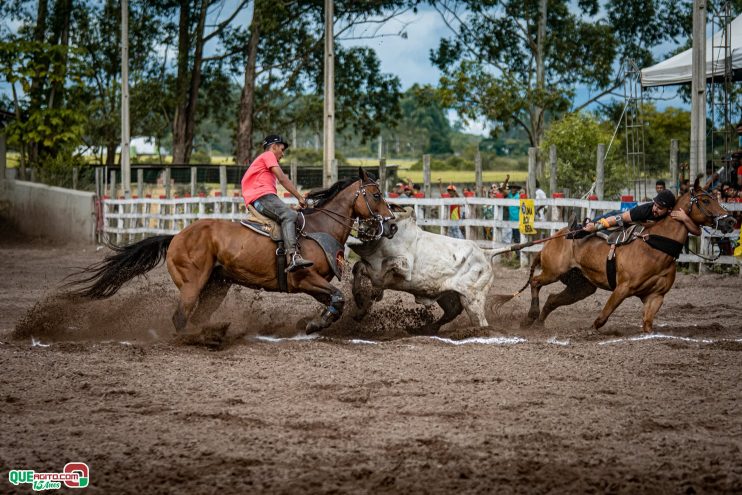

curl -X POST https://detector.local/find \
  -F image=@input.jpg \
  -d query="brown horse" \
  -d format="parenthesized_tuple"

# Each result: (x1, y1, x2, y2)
(515, 177, 735, 333)
(67, 169, 395, 334)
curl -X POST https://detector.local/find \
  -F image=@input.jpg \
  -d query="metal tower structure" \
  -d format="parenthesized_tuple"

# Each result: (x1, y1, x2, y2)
(709, 1, 735, 181)
(623, 60, 647, 200)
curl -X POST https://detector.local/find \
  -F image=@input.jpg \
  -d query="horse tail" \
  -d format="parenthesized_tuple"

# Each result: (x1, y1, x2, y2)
(492, 252, 541, 308)
(63, 235, 174, 299)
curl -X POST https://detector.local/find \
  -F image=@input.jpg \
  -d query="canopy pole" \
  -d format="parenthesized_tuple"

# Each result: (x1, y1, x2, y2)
(690, 0, 707, 183)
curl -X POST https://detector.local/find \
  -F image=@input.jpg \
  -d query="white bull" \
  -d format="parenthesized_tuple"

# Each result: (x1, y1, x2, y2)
(349, 207, 496, 334)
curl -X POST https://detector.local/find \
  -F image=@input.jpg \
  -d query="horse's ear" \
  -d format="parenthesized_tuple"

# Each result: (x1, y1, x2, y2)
(359, 167, 368, 180)
(693, 174, 703, 192)
(389, 203, 406, 213)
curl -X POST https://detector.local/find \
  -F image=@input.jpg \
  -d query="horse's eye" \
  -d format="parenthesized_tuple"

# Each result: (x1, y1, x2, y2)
(373, 193, 381, 200)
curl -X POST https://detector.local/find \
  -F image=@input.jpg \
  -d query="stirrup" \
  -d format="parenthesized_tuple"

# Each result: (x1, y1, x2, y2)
(286, 253, 313, 273)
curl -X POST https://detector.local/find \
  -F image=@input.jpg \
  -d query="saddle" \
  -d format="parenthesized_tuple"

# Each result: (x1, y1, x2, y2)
(239, 206, 345, 287)
(241, 205, 282, 240)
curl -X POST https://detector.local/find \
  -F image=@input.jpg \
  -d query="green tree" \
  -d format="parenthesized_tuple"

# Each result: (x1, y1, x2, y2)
(541, 112, 623, 198)
(234, 0, 413, 165)
(431, 0, 688, 162)
(642, 104, 691, 176)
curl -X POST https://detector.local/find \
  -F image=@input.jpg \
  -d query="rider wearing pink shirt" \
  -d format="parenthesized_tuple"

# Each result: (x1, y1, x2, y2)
(241, 135, 313, 272)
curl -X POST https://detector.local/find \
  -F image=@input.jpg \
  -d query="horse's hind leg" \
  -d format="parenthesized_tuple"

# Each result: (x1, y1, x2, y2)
(169, 258, 215, 333)
(640, 292, 665, 333)
(539, 270, 597, 323)
(191, 267, 232, 326)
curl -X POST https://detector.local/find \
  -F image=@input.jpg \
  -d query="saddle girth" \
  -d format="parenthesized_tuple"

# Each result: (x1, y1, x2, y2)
(597, 225, 645, 291)
(643, 234, 684, 259)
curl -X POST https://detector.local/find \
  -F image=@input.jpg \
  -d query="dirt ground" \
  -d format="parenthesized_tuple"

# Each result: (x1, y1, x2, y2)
(1, 219, 741, 494)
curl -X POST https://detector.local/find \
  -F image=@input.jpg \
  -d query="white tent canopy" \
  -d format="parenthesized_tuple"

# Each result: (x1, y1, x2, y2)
(641, 14, 742, 87)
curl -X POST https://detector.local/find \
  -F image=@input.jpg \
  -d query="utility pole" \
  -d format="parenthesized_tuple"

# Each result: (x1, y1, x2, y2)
(690, 0, 707, 182)
(121, 0, 131, 198)
(322, 0, 336, 187)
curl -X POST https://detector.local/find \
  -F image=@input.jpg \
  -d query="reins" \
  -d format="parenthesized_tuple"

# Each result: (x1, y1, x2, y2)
(683, 190, 731, 261)
(307, 178, 393, 241)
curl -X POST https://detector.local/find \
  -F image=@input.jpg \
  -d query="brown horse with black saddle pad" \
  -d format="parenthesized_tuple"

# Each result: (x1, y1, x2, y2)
(66, 169, 395, 335)
(505, 177, 735, 333)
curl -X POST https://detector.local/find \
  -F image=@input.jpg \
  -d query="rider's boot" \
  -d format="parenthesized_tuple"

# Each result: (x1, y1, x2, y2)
(286, 251, 313, 273)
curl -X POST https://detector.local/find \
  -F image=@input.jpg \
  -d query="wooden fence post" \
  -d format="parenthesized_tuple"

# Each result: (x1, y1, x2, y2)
(110, 170, 117, 198)
(475, 150, 482, 195)
(523, 148, 538, 267)
(137, 168, 144, 197)
(549, 144, 559, 222)
(290, 159, 298, 185)
(596, 143, 605, 200)
(219, 165, 227, 196)
(94, 167, 101, 197)
(72, 167, 79, 190)
(670, 139, 678, 193)
(379, 158, 387, 194)
(190, 166, 197, 196)
(164, 167, 171, 198)
(527, 147, 537, 198)
(423, 154, 431, 198)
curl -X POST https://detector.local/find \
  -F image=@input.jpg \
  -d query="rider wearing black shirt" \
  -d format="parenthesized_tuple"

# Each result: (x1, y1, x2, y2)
(584, 189, 700, 235)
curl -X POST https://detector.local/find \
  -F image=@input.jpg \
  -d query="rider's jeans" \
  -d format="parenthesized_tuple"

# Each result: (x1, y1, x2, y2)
(252, 194, 299, 253)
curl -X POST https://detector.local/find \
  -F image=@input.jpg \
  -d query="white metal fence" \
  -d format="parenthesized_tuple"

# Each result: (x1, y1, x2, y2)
(101, 195, 741, 266)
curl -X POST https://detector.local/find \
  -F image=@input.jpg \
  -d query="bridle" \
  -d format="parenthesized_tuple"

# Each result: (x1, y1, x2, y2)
(688, 189, 731, 231)
(310, 178, 395, 242)
(354, 178, 395, 241)
(684, 189, 733, 261)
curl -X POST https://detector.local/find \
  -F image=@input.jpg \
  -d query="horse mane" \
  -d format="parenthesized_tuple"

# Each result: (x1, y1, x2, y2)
(305, 170, 375, 206)
(306, 177, 358, 208)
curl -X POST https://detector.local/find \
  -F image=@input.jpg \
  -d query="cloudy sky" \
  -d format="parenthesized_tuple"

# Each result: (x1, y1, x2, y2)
(337, 4, 688, 135)
(1, 2, 691, 137)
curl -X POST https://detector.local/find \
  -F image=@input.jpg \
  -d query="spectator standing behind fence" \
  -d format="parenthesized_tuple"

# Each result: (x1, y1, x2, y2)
(507, 184, 522, 244)
(534, 180, 547, 222)
(438, 179, 464, 238)
(656, 180, 665, 193)
(482, 187, 497, 240)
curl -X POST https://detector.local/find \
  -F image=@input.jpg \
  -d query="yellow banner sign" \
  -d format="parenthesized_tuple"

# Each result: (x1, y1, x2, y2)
(519, 199, 537, 235)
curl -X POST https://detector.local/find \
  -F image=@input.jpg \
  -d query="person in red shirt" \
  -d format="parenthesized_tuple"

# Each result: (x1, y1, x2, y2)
(241, 134, 313, 272)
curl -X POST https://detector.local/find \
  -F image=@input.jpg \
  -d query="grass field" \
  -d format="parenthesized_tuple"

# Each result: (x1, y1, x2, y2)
(395, 170, 528, 186)
(346, 157, 527, 185)
(5, 152, 526, 187)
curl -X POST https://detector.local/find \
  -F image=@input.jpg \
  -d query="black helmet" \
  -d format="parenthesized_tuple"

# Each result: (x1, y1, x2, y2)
(262, 134, 289, 150)
(653, 189, 675, 209)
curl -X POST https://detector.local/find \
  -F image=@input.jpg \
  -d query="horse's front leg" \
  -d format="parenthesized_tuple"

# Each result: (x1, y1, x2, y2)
(593, 285, 631, 331)
(640, 292, 665, 333)
(295, 272, 345, 334)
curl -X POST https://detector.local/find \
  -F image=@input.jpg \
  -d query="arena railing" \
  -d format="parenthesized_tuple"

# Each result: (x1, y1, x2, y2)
(100, 195, 741, 266)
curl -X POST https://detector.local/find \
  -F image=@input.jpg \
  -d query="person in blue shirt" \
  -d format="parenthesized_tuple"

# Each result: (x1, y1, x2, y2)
(507, 184, 521, 244)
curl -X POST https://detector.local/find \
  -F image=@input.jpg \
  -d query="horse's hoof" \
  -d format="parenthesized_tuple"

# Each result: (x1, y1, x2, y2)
(519, 318, 535, 329)
(305, 320, 324, 335)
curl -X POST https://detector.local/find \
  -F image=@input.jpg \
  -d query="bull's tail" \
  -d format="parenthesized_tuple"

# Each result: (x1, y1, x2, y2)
(63, 235, 174, 299)
(492, 252, 542, 308)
